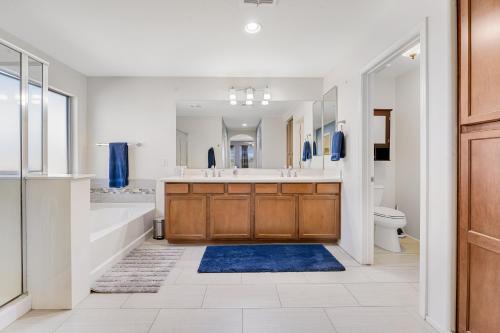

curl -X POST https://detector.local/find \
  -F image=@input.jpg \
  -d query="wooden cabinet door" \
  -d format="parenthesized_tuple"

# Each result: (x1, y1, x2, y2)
(210, 195, 251, 240)
(298, 195, 339, 240)
(458, 1, 500, 332)
(254, 195, 297, 239)
(166, 195, 207, 240)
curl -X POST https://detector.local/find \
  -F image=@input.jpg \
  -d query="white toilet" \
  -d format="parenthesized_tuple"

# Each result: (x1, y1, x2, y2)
(373, 185, 407, 252)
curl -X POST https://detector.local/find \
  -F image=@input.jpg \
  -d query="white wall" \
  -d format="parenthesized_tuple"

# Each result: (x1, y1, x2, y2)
(323, 1, 457, 331)
(177, 116, 222, 169)
(0, 28, 88, 173)
(260, 117, 286, 169)
(87, 77, 323, 215)
(372, 76, 396, 208)
(395, 68, 420, 239)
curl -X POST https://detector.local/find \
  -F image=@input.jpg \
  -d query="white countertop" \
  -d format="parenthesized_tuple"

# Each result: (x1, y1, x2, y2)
(161, 175, 342, 183)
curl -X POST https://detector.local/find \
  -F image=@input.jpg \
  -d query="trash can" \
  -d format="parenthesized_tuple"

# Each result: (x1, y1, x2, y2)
(153, 217, 164, 240)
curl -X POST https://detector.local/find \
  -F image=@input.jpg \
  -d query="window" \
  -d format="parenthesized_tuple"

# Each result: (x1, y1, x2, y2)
(48, 90, 70, 173)
(0, 70, 70, 174)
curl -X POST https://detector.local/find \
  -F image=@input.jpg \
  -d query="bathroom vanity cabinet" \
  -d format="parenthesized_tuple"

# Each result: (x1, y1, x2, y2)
(164, 181, 341, 243)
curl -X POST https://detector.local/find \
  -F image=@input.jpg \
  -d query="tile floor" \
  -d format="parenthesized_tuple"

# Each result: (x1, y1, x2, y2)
(2, 237, 437, 332)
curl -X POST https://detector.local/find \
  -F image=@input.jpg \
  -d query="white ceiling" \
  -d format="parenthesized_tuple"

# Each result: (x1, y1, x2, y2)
(0, 0, 422, 77)
(375, 45, 420, 78)
(177, 100, 301, 129)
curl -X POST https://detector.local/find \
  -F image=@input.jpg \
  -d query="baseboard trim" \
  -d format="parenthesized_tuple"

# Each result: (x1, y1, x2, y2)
(0, 294, 31, 331)
(90, 228, 153, 283)
(425, 315, 454, 333)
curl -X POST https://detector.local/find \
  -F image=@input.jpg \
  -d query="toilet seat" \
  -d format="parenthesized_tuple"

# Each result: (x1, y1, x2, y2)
(374, 207, 405, 219)
(374, 207, 407, 229)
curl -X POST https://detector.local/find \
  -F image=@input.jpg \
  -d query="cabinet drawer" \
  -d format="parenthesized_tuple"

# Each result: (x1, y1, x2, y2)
(192, 183, 225, 194)
(282, 183, 314, 194)
(255, 183, 279, 194)
(227, 183, 252, 194)
(165, 183, 189, 194)
(316, 183, 340, 194)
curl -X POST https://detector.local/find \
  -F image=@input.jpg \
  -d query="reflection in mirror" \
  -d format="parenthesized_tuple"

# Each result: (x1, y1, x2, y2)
(176, 101, 326, 170)
(323, 86, 338, 158)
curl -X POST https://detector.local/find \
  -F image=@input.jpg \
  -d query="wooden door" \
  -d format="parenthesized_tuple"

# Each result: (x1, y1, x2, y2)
(458, 1, 500, 332)
(166, 195, 207, 240)
(254, 195, 297, 239)
(286, 118, 293, 167)
(209, 195, 251, 240)
(299, 195, 340, 240)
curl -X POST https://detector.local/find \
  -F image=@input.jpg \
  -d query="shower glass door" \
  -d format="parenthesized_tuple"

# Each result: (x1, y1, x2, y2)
(0, 42, 23, 307)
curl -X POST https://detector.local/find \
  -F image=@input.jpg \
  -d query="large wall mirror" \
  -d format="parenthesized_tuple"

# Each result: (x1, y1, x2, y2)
(322, 86, 338, 158)
(175, 94, 338, 170)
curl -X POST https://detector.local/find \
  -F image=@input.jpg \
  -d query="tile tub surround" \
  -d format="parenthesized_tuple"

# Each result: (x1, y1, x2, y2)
(91, 178, 156, 203)
(3, 238, 438, 333)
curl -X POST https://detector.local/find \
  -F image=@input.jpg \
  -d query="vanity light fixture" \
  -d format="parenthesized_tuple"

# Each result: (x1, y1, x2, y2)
(242, 123, 248, 127)
(263, 86, 271, 100)
(229, 87, 237, 100)
(402, 44, 421, 60)
(246, 88, 254, 100)
(245, 22, 262, 34)
(245, 100, 253, 106)
(261, 100, 269, 106)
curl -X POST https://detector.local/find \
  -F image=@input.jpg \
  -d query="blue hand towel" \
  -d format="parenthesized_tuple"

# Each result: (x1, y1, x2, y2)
(302, 141, 312, 161)
(331, 131, 345, 161)
(109, 143, 129, 188)
(208, 147, 216, 168)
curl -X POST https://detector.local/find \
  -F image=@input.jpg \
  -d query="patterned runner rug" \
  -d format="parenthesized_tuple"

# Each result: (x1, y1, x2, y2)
(92, 245, 184, 293)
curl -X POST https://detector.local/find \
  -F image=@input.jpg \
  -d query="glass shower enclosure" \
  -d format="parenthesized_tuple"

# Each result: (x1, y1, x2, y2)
(0, 39, 48, 307)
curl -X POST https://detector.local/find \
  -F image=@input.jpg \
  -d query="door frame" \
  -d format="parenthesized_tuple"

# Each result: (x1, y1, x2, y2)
(360, 20, 429, 318)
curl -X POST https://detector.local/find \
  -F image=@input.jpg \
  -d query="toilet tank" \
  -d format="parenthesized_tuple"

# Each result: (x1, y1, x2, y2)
(374, 185, 384, 206)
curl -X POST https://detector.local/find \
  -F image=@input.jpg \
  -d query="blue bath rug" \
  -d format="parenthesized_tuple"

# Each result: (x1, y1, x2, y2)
(197, 244, 345, 273)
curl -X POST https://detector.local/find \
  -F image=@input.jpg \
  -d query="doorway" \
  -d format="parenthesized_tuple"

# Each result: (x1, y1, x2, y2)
(361, 25, 429, 319)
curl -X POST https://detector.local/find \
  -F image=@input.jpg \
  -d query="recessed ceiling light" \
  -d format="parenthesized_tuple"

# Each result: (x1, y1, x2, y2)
(261, 100, 269, 106)
(245, 100, 253, 106)
(385, 63, 392, 67)
(242, 123, 248, 127)
(245, 22, 262, 34)
(230, 100, 237, 106)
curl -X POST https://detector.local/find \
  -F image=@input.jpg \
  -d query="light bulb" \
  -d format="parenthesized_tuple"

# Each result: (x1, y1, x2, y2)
(246, 88, 254, 100)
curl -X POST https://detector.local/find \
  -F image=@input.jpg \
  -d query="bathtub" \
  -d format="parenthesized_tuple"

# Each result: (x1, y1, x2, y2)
(90, 202, 155, 282)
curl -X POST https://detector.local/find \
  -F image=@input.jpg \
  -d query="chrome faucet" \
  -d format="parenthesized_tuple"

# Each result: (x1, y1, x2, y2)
(233, 166, 238, 176)
(287, 166, 293, 177)
(211, 165, 216, 177)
